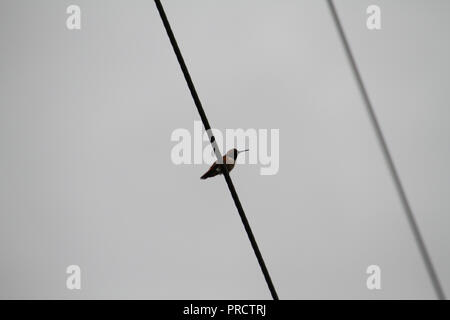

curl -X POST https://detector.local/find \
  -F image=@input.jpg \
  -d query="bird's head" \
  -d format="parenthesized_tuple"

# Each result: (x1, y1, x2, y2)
(228, 148, 249, 160)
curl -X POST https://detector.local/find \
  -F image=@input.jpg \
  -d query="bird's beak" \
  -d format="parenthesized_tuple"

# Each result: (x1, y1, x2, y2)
(238, 149, 249, 154)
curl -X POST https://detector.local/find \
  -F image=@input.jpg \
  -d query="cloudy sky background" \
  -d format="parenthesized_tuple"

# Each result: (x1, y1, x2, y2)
(0, 0, 449, 299)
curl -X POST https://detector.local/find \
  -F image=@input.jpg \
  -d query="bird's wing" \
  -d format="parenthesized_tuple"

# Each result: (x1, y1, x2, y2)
(200, 162, 220, 179)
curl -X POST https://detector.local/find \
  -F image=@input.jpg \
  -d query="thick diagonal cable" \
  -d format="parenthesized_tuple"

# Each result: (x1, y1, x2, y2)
(327, 0, 445, 300)
(154, 0, 279, 300)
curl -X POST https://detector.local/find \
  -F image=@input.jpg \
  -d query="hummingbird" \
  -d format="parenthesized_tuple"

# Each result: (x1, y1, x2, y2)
(200, 148, 249, 180)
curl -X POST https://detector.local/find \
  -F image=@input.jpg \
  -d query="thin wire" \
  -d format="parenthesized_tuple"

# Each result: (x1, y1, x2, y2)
(326, 0, 446, 300)
(154, 0, 279, 300)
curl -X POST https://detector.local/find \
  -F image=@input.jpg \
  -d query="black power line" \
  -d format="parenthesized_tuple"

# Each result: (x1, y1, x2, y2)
(326, 0, 446, 300)
(154, 0, 279, 300)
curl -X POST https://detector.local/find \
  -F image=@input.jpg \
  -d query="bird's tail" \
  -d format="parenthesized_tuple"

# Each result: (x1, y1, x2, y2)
(200, 172, 210, 180)
(201, 167, 220, 180)
(201, 165, 221, 180)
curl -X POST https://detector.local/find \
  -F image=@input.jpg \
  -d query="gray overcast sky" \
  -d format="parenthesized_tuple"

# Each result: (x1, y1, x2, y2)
(0, 0, 449, 299)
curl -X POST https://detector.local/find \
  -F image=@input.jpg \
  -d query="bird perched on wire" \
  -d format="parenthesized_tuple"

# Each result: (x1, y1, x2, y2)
(200, 148, 249, 180)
